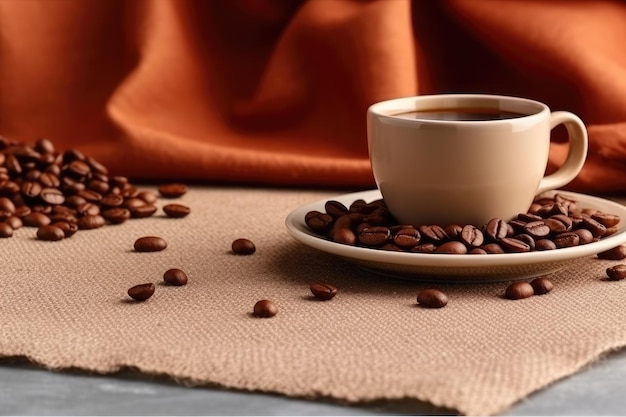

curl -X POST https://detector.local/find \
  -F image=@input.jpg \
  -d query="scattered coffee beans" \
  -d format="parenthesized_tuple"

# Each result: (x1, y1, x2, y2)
(158, 183, 187, 198)
(127, 283, 155, 301)
(232, 238, 256, 255)
(162, 203, 191, 218)
(530, 277, 553, 295)
(163, 268, 188, 286)
(0, 137, 190, 241)
(597, 245, 626, 260)
(505, 282, 534, 300)
(606, 265, 626, 281)
(416, 289, 448, 308)
(253, 299, 278, 318)
(304, 193, 622, 256)
(0, 223, 13, 238)
(134, 236, 168, 252)
(310, 282, 338, 300)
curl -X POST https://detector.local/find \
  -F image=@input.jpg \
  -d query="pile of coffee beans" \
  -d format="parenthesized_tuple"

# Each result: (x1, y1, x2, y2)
(305, 194, 621, 254)
(0, 137, 191, 241)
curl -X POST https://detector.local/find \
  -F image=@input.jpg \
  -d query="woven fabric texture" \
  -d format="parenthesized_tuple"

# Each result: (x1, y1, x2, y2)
(1, 186, 625, 416)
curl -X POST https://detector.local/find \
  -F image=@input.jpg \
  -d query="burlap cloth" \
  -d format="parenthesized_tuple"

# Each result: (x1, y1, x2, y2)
(2, 186, 626, 416)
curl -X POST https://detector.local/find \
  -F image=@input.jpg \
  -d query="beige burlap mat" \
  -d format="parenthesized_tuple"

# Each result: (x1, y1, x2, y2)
(2, 186, 626, 416)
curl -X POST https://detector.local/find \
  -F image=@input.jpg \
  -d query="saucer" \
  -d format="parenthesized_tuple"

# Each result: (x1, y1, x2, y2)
(285, 190, 626, 283)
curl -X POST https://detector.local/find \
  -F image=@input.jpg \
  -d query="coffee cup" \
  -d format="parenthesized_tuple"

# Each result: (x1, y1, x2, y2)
(367, 94, 588, 227)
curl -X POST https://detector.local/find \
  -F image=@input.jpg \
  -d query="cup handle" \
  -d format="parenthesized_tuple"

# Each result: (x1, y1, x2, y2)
(536, 111, 588, 194)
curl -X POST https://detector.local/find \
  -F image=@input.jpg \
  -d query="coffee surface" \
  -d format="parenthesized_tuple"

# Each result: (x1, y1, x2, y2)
(394, 108, 527, 121)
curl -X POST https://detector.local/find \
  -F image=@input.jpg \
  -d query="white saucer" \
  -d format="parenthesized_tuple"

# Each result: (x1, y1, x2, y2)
(285, 190, 626, 283)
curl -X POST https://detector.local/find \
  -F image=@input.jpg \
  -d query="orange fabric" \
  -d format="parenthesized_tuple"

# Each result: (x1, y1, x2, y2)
(1, 0, 625, 191)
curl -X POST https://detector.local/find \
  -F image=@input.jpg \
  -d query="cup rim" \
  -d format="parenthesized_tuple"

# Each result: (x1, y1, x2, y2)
(368, 94, 549, 124)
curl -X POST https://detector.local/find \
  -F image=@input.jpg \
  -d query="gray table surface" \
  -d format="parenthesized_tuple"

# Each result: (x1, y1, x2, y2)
(2, 338, 626, 415)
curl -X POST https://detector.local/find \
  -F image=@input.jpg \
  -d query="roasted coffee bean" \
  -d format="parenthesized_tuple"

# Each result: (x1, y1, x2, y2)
(134, 236, 168, 252)
(127, 283, 155, 301)
(122, 197, 146, 210)
(330, 227, 356, 246)
(310, 282, 338, 300)
(543, 218, 568, 234)
(51, 221, 78, 238)
(38, 172, 60, 188)
(22, 212, 50, 227)
(572, 228, 594, 244)
(505, 282, 534, 300)
(513, 234, 535, 251)
(21, 181, 42, 199)
(77, 214, 105, 230)
(418, 225, 448, 242)
(100, 193, 125, 208)
(499, 237, 531, 253)
(4, 216, 22, 230)
(231, 238, 256, 255)
(0, 197, 15, 215)
(324, 200, 349, 218)
(348, 199, 368, 214)
(358, 226, 390, 246)
(580, 214, 607, 238)
(460, 225, 484, 247)
(158, 183, 187, 198)
(416, 289, 448, 308)
(77, 189, 102, 203)
(162, 203, 191, 218)
(535, 239, 557, 251)
(66, 160, 91, 178)
(523, 221, 551, 239)
(129, 204, 158, 218)
(484, 218, 508, 241)
(36, 225, 65, 241)
(536, 202, 568, 217)
(606, 265, 626, 281)
(550, 214, 573, 231)
(530, 277, 553, 295)
(253, 299, 278, 318)
(101, 207, 131, 224)
(592, 211, 621, 228)
(163, 268, 188, 286)
(393, 227, 421, 248)
(468, 248, 488, 254)
(305, 210, 334, 234)
(39, 187, 64, 205)
(0, 223, 13, 238)
(443, 224, 463, 239)
(76, 202, 100, 216)
(411, 243, 436, 253)
(435, 241, 467, 254)
(552, 232, 580, 248)
(597, 245, 626, 260)
(480, 243, 505, 254)
(137, 190, 158, 204)
(380, 243, 404, 251)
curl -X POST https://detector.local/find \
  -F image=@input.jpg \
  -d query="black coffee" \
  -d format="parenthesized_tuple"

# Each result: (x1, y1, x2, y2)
(394, 108, 527, 121)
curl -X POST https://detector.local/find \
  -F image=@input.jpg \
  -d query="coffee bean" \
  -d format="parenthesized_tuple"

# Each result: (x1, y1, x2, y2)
(435, 241, 467, 254)
(232, 238, 256, 255)
(253, 299, 278, 318)
(513, 233, 536, 251)
(460, 225, 484, 247)
(100, 193, 125, 208)
(580, 214, 607, 238)
(0, 223, 13, 238)
(552, 232, 580, 248)
(101, 207, 131, 224)
(606, 265, 626, 281)
(418, 225, 448, 242)
(499, 237, 531, 253)
(416, 289, 448, 308)
(358, 226, 390, 246)
(51, 221, 78, 238)
(324, 200, 349, 218)
(22, 212, 50, 227)
(134, 236, 168, 252)
(535, 239, 557, 251)
(484, 218, 508, 241)
(36, 225, 65, 241)
(572, 228, 594, 245)
(505, 282, 534, 300)
(411, 243, 436, 253)
(4, 216, 22, 230)
(393, 227, 421, 248)
(163, 268, 188, 286)
(129, 204, 158, 218)
(162, 203, 191, 218)
(597, 245, 626, 260)
(158, 183, 187, 198)
(0, 197, 15, 215)
(310, 282, 338, 300)
(127, 283, 155, 301)
(305, 210, 334, 234)
(137, 190, 158, 204)
(77, 214, 105, 230)
(523, 221, 551, 239)
(468, 248, 488, 254)
(480, 243, 505, 254)
(329, 227, 356, 246)
(530, 277, 553, 295)
(592, 211, 621, 228)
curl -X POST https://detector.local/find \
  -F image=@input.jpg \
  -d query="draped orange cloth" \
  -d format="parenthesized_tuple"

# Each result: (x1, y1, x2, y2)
(1, 0, 625, 191)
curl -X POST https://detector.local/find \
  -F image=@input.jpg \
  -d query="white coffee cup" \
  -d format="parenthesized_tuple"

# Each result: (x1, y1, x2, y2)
(367, 94, 588, 227)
